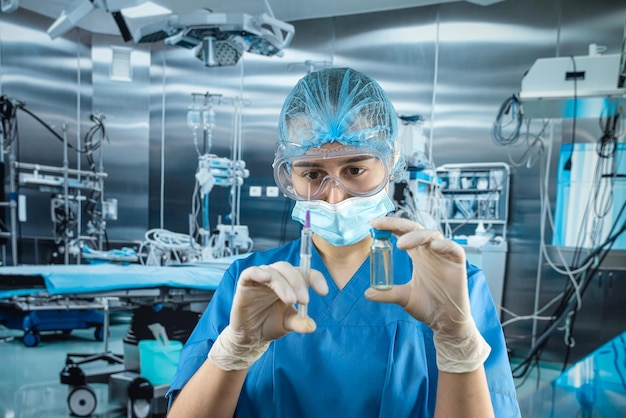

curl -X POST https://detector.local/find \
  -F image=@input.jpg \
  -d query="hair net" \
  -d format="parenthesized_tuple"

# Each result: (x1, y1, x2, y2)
(275, 67, 405, 177)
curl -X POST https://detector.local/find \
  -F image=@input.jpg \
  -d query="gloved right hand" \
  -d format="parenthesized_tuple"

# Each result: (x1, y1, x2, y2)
(365, 217, 491, 374)
(209, 261, 328, 371)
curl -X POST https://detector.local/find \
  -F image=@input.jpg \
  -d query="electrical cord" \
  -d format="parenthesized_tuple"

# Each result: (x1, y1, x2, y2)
(513, 216, 626, 379)
(519, 200, 626, 379)
(83, 114, 108, 171)
(506, 119, 549, 169)
(553, 198, 626, 315)
(562, 56, 578, 172)
(138, 228, 202, 266)
(0, 95, 19, 152)
(1, 96, 110, 251)
(13, 100, 107, 155)
(510, 134, 626, 378)
(618, 33, 626, 88)
(492, 95, 547, 169)
(560, 309, 578, 372)
(492, 94, 523, 146)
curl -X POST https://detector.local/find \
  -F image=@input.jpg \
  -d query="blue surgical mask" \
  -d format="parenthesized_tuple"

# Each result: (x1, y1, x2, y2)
(292, 189, 395, 246)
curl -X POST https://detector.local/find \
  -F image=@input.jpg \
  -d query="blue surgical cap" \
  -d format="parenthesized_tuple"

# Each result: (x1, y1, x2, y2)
(275, 67, 405, 177)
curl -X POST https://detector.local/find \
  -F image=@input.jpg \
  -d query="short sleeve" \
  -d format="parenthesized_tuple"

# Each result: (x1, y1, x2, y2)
(467, 263, 522, 417)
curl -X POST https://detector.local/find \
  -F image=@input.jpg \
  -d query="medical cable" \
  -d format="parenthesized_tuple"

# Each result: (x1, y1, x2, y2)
(509, 126, 621, 375)
(492, 94, 523, 146)
(139, 228, 202, 265)
(510, 142, 622, 378)
(297, 210, 312, 318)
(512, 215, 626, 379)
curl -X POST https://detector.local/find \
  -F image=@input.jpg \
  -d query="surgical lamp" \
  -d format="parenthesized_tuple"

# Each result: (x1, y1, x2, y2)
(132, 10, 295, 67)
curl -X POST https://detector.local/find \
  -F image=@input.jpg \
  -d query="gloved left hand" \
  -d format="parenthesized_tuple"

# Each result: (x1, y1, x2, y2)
(365, 217, 491, 374)
(209, 261, 328, 371)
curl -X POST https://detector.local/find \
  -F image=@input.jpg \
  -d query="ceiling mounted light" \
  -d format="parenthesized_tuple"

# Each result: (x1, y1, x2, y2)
(132, 10, 295, 67)
(194, 36, 243, 67)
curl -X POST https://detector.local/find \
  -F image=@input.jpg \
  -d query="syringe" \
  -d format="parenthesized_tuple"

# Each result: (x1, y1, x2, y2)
(297, 210, 312, 318)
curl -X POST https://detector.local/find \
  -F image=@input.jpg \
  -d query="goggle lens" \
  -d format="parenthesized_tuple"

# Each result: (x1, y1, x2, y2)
(274, 150, 389, 201)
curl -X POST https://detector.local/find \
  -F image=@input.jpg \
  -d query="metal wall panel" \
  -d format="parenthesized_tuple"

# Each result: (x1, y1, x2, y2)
(0, 10, 93, 263)
(91, 34, 151, 241)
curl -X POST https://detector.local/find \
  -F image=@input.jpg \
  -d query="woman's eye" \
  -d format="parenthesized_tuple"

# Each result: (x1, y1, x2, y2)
(347, 167, 365, 176)
(304, 171, 322, 181)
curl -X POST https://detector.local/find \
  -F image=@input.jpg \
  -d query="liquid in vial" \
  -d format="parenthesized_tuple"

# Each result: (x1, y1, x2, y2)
(370, 228, 393, 290)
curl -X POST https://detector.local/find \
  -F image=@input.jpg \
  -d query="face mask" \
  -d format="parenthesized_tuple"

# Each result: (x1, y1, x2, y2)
(292, 189, 395, 246)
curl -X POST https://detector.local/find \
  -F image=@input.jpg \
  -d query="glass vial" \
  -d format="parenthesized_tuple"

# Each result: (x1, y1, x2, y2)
(370, 228, 393, 290)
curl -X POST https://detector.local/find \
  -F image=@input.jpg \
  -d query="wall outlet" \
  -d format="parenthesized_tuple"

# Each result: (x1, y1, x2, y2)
(266, 186, 279, 197)
(249, 186, 262, 197)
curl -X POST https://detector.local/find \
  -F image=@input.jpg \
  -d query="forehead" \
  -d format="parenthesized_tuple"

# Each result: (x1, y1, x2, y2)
(292, 147, 379, 169)
(315, 142, 346, 152)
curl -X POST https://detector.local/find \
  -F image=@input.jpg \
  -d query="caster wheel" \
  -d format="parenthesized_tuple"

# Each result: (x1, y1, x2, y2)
(22, 331, 40, 347)
(129, 398, 151, 418)
(67, 385, 97, 417)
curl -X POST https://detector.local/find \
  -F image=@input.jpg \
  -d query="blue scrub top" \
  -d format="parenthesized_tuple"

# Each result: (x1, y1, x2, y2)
(167, 237, 521, 417)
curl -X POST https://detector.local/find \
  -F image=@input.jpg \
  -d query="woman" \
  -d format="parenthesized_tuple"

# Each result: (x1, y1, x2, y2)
(166, 67, 521, 417)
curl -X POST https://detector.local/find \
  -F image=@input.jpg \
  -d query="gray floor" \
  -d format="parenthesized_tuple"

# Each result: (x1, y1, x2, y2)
(512, 358, 563, 406)
(0, 314, 135, 418)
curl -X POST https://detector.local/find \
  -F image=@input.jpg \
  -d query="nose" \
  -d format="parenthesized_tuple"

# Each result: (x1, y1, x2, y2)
(324, 179, 351, 204)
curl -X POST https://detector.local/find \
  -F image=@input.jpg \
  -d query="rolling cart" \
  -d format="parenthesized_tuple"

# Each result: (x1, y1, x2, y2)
(59, 298, 202, 417)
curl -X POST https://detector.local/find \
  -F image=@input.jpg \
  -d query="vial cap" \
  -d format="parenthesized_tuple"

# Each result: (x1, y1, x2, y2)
(370, 228, 392, 239)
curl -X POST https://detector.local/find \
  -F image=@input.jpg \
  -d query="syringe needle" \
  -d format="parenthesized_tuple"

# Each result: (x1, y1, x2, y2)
(297, 210, 312, 318)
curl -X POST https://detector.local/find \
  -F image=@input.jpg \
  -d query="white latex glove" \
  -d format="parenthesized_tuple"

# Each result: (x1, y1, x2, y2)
(209, 261, 329, 371)
(365, 217, 491, 373)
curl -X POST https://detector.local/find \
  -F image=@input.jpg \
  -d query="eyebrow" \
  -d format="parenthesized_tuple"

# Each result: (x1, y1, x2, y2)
(292, 155, 375, 168)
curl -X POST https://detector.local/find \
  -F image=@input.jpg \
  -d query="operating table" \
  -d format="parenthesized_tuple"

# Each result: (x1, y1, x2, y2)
(0, 259, 238, 417)
(0, 262, 230, 346)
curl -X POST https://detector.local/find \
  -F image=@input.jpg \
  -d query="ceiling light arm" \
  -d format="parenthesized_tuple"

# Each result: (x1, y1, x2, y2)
(253, 12, 295, 56)
(111, 10, 132, 42)
(46, 0, 146, 39)
(1, 0, 19, 13)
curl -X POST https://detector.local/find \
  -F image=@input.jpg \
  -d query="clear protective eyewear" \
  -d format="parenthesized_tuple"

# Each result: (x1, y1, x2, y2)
(273, 147, 390, 201)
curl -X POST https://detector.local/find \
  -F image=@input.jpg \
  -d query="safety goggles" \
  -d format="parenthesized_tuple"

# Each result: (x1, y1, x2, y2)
(273, 146, 389, 201)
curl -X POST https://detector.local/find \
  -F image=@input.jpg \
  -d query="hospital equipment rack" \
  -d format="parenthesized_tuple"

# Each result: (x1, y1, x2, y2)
(58, 287, 214, 417)
(436, 162, 510, 240)
(436, 163, 511, 318)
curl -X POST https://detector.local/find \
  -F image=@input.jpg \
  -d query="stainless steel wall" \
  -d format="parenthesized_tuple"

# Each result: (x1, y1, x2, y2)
(0, 11, 93, 262)
(1, 0, 624, 364)
(91, 34, 151, 240)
